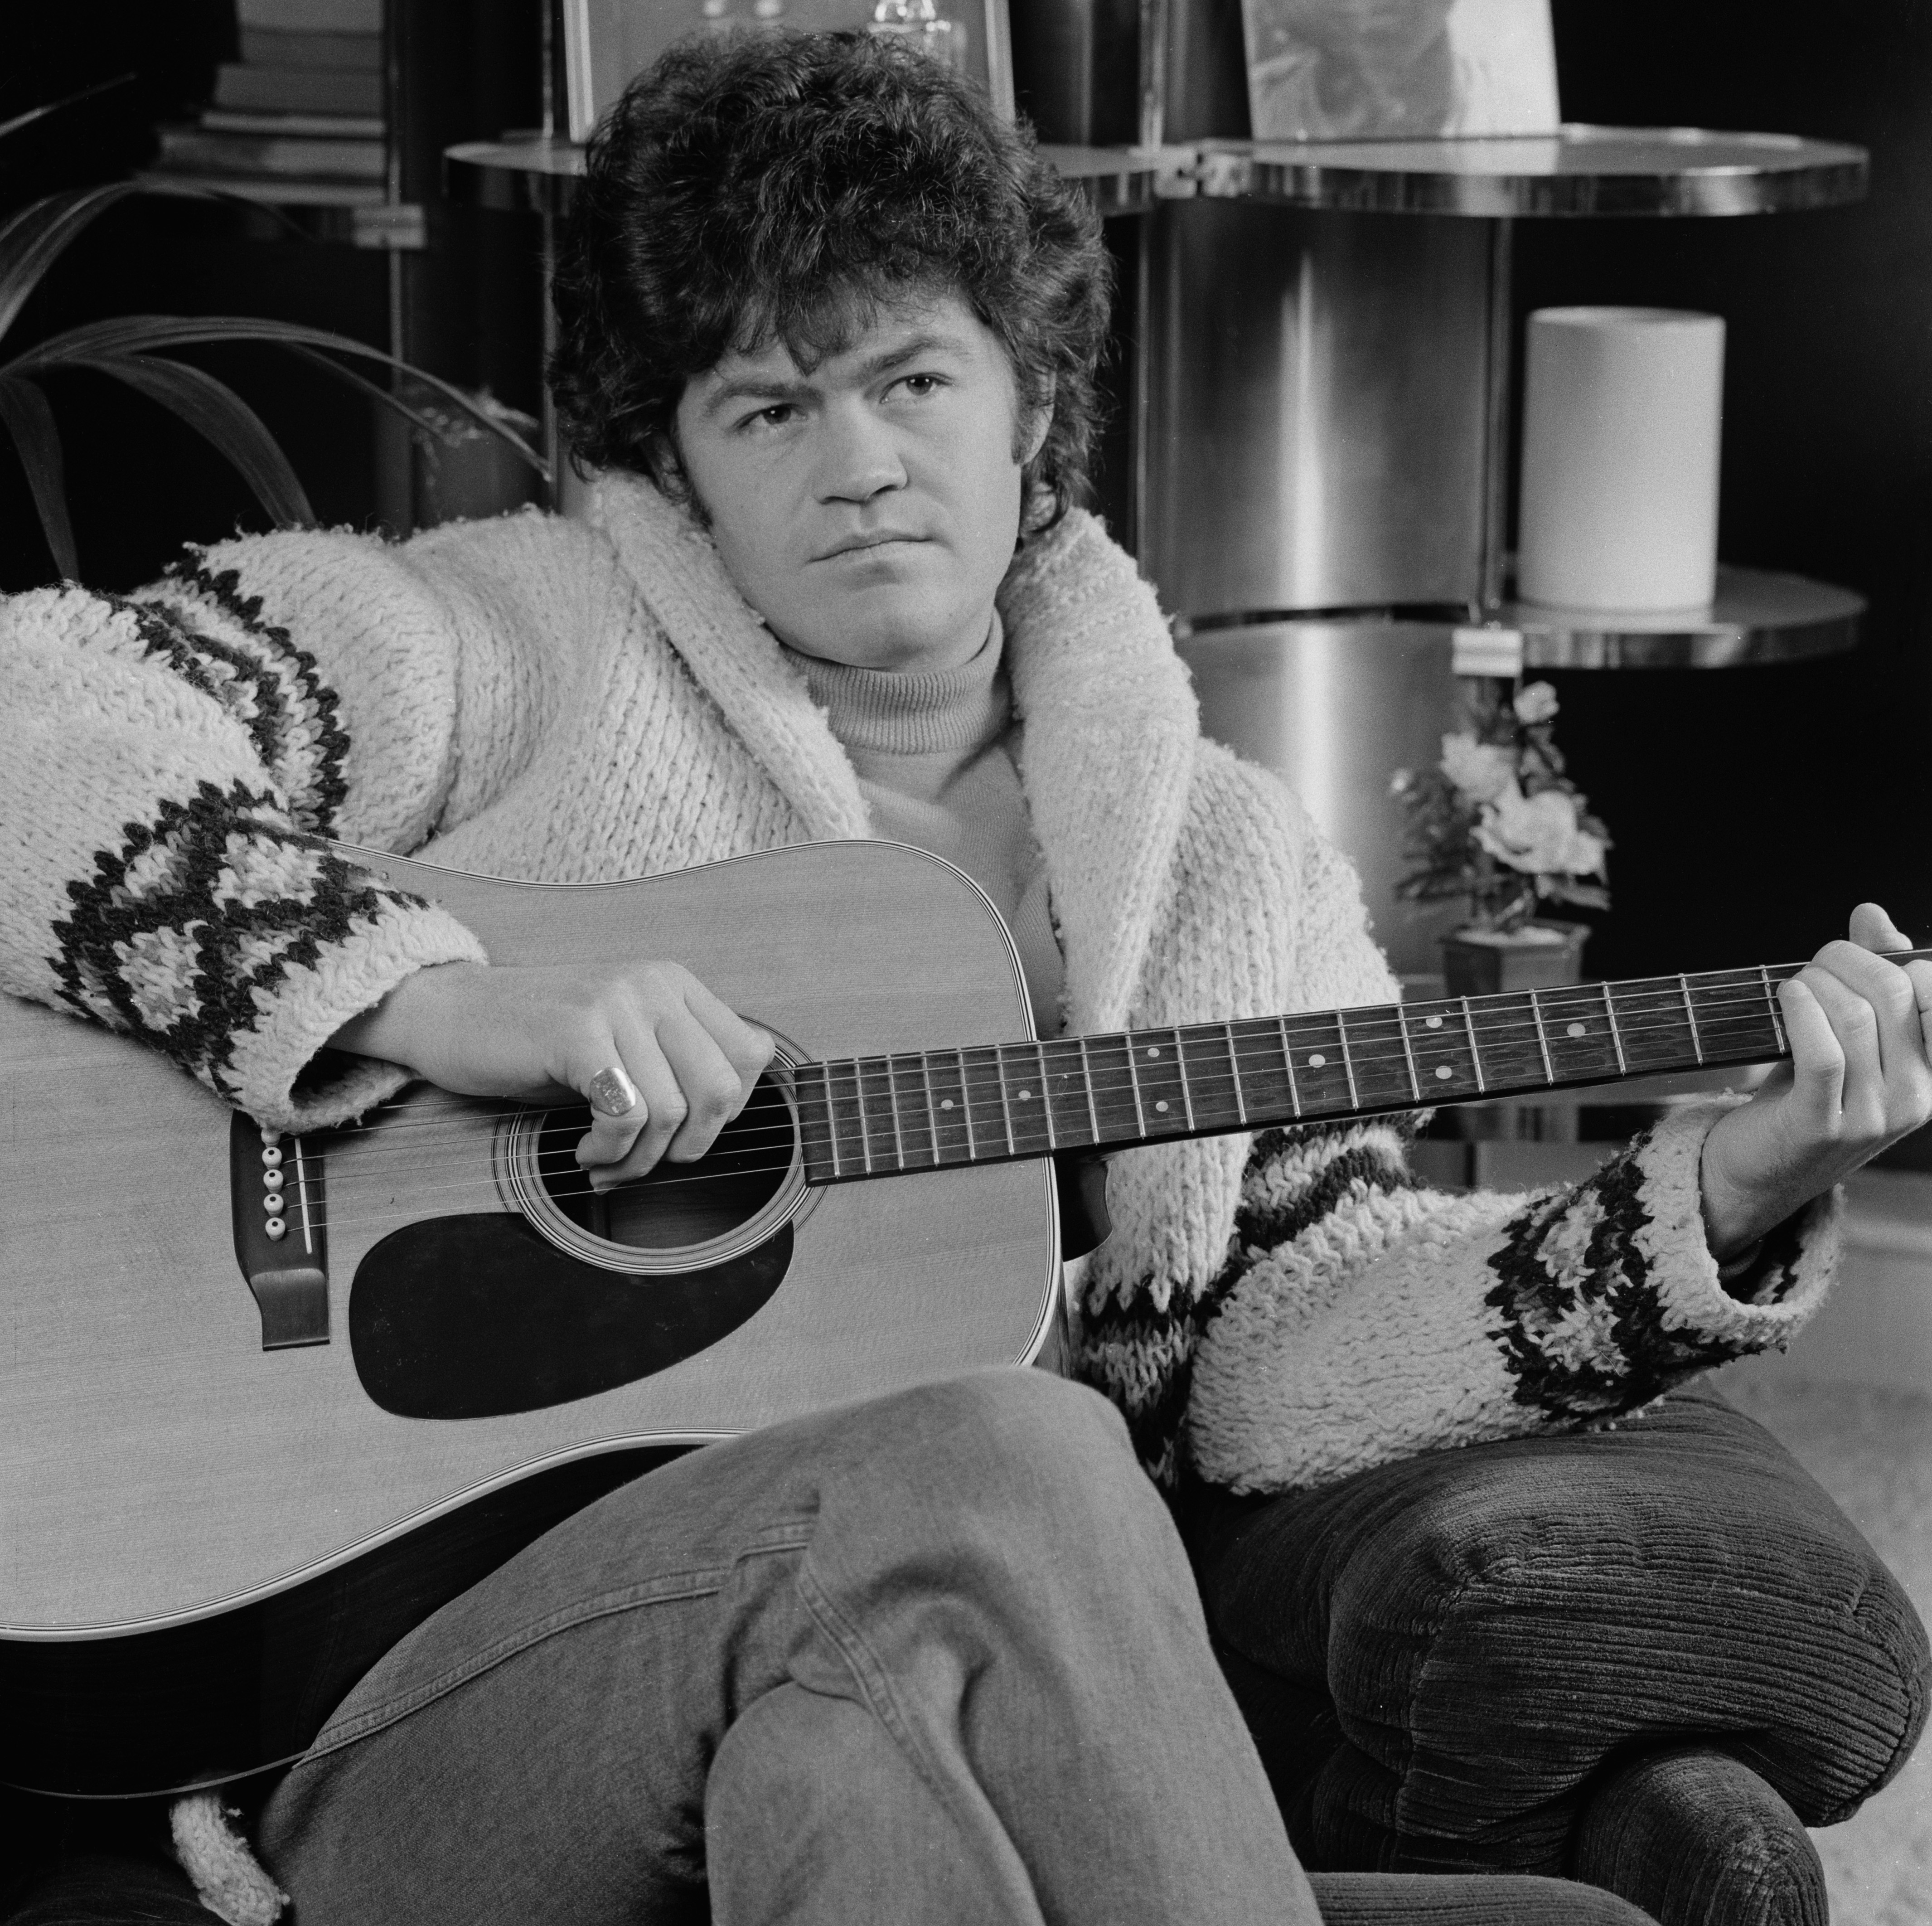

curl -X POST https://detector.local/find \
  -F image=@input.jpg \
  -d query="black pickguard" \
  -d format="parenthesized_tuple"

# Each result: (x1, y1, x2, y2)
(349, 1214, 792, 1419)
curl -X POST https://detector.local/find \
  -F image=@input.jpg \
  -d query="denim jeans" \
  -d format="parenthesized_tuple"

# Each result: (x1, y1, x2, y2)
(256, 1372, 1322, 1926)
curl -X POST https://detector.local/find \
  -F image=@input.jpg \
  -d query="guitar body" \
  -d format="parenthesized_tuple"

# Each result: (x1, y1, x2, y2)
(0, 842, 1058, 1712)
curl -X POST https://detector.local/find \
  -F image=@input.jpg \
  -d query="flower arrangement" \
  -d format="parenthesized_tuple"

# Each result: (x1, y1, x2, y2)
(1390, 680, 1611, 935)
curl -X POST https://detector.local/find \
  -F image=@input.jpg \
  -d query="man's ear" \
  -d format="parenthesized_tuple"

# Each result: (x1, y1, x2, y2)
(1018, 381, 1055, 467)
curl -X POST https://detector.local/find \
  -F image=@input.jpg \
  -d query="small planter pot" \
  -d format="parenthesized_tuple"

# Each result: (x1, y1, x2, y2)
(1440, 921, 1591, 997)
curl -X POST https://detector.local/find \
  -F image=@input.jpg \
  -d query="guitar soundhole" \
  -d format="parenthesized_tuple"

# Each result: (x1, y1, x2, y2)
(496, 1064, 809, 1277)
(534, 1074, 797, 1252)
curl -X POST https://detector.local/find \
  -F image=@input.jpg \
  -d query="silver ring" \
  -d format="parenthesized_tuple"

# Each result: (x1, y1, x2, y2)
(587, 1064, 642, 1118)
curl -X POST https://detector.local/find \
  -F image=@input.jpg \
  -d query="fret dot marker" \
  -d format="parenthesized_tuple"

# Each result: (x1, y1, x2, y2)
(940, 1099, 954, 1110)
(1307, 1053, 1326, 1068)
(1146, 1047, 1161, 1058)
(1425, 1016, 1443, 1030)
(1154, 1100, 1169, 1113)
(1566, 1022, 1586, 1038)
(1018, 1089, 1031, 1101)
(1435, 1064, 1453, 1081)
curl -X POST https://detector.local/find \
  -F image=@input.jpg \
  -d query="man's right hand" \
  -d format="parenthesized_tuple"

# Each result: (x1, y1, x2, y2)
(328, 961, 775, 1186)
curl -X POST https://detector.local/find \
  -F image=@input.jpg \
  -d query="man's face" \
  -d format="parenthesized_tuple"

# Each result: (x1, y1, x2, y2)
(673, 288, 1046, 674)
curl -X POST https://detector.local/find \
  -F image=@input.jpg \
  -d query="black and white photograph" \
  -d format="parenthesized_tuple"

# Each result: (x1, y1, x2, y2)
(1, 4, 1928, 1923)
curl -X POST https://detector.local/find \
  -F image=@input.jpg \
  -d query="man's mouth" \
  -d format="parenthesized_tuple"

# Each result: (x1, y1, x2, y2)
(817, 530, 927, 560)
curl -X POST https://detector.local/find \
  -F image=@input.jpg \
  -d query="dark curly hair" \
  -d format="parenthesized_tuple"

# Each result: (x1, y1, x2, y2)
(548, 31, 1113, 531)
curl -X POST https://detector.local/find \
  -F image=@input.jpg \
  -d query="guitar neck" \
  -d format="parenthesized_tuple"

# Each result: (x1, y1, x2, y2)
(793, 949, 1932, 1183)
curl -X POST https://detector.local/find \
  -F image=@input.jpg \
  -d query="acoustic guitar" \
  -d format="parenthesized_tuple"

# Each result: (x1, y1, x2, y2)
(0, 837, 1841, 1794)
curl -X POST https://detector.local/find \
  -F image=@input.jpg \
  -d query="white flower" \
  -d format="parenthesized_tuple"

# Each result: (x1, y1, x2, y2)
(1513, 681, 1560, 725)
(1475, 785, 1608, 879)
(1438, 732, 1516, 803)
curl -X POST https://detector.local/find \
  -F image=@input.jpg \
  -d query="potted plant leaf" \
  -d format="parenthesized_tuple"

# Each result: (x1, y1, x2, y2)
(1390, 679, 1611, 996)
(0, 175, 547, 583)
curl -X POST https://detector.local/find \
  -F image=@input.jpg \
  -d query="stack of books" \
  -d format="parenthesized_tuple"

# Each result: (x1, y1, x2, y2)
(151, 0, 387, 206)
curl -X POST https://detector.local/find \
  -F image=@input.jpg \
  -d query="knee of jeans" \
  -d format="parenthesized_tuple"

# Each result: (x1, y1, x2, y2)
(927, 1370, 1142, 1495)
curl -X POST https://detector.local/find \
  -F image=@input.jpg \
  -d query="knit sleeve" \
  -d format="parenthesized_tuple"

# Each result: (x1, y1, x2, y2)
(0, 510, 613, 1130)
(1067, 745, 1835, 1497)
(1181, 1100, 1837, 1494)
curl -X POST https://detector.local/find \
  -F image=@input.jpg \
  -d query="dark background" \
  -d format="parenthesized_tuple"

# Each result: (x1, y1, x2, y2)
(4, 0, 1930, 980)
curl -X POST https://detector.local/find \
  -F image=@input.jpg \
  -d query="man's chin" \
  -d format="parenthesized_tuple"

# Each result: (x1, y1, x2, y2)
(785, 612, 988, 674)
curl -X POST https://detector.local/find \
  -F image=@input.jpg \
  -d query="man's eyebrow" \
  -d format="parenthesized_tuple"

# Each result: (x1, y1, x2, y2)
(698, 372, 814, 420)
(697, 332, 971, 419)
(857, 330, 970, 379)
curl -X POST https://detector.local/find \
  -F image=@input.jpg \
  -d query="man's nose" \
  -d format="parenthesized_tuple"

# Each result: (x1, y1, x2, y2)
(816, 401, 907, 503)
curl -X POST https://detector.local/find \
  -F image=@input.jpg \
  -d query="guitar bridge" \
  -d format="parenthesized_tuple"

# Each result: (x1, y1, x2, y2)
(228, 1113, 329, 1349)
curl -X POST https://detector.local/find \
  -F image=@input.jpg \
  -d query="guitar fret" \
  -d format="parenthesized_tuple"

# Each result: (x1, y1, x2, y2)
(962, 1047, 1007, 1159)
(1275, 1016, 1303, 1119)
(1033, 1041, 1057, 1151)
(1760, 964, 1788, 1054)
(1460, 997, 1487, 1094)
(1601, 985, 1628, 1075)
(795, 1062, 836, 1181)
(1124, 1035, 1149, 1135)
(857, 1056, 897, 1172)
(1223, 1021, 1248, 1123)
(1680, 975, 1704, 1065)
(955, 1047, 975, 1159)
(1131, 1032, 1190, 1133)
(1337, 1011, 1361, 1108)
(1039, 1038, 1094, 1148)
(924, 1049, 969, 1164)
(1178, 1024, 1244, 1131)
(1078, 1035, 1101, 1139)
(919, 1054, 941, 1166)
(1528, 988, 1554, 1085)
(887, 1059, 907, 1170)
(996, 1045, 1018, 1154)
(1396, 1006, 1422, 1102)
(897, 1053, 938, 1168)
(827, 1058, 866, 1177)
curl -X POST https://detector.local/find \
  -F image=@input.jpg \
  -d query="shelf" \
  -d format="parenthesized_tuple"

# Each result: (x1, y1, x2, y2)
(1174, 567, 1861, 670)
(1490, 564, 1864, 668)
(444, 135, 1161, 218)
(1214, 124, 1868, 218)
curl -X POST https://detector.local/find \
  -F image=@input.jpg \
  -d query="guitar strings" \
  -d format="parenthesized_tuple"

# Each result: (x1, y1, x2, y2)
(195, 983, 1801, 1198)
(35, 981, 1808, 1246)
(230, 974, 1805, 1150)
(206, 1005, 1796, 1245)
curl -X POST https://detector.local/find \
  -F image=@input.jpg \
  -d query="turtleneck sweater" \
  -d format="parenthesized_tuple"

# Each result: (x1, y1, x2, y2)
(781, 616, 1064, 1038)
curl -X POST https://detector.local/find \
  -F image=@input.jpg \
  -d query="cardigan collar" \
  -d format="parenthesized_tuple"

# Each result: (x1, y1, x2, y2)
(590, 473, 1198, 1033)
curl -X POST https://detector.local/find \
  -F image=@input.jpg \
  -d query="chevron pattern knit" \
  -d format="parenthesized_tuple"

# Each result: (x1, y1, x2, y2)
(0, 475, 1839, 1500)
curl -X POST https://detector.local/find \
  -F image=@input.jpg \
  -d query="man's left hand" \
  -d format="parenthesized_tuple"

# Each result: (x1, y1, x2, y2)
(1699, 903, 1932, 1262)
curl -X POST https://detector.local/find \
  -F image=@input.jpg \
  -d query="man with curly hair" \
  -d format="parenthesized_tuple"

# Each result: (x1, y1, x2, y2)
(3, 27, 1927, 1926)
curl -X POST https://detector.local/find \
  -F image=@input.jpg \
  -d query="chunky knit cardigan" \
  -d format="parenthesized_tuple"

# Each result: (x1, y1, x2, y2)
(1, 474, 1837, 1497)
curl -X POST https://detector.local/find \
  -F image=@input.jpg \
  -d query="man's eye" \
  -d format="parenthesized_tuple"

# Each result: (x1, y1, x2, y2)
(896, 374, 945, 398)
(739, 404, 797, 431)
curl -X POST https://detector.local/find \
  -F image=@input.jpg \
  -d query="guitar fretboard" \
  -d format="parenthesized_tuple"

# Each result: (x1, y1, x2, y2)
(790, 955, 1894, 1184)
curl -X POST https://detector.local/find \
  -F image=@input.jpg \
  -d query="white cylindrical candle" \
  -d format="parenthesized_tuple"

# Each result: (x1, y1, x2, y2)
(1516, 306, 1726, 613)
